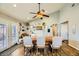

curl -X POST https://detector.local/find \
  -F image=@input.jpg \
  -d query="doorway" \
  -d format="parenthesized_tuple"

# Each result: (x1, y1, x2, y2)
(60, 21, 69, 44)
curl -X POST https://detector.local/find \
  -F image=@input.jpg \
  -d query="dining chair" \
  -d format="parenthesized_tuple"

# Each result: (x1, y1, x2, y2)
(31, 34, 37, 54)
(45, 35, 53, 53)
(36, 30, 46, 55)
(23, 36, 33, 55)
(52, 36, 62, 54)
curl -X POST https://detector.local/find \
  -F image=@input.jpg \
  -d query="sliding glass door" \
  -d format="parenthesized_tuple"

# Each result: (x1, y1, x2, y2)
(0, 24, 8, 49)
(12, 24, 18, 44)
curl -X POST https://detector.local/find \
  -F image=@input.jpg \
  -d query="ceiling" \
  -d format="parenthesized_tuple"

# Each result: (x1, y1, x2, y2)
(0, 3, 65, 22)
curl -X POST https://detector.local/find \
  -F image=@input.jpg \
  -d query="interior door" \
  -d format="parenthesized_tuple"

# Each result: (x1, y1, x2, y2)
(61, 21, 69, 40)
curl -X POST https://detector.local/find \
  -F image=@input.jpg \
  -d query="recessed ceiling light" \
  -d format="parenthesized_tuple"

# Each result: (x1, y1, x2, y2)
(13, 4, 16, 7)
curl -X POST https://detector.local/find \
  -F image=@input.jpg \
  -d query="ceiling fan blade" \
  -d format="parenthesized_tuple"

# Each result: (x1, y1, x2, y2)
(43, 14, 49, 17)
(38, 3, 40, 12)
(30, 12, 37, 14)
(33, 15, 37, 18)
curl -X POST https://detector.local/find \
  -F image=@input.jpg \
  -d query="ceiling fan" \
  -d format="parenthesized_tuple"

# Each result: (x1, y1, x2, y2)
(30, 3, 49, 19)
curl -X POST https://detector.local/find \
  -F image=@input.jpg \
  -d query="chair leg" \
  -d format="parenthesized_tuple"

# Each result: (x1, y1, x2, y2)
(32, 45, 37, 55)
(36, 48, 39, 55)
(44, 47, 47, 56)
(45, 47, 48, 56)
(52, 49, 57, 56)
(26, 47, 31, 56)
(24, 47, 26, 56)
(52, 48, 54, 56)
(43, 48, 45, 55)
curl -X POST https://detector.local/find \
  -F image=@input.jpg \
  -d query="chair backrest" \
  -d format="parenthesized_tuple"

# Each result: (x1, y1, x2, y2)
(31, 34, 37, 40)
(23, 36, 32, 46)
(45, 35, 52, 42)
(52, 36, 62, 48)
(37, 36, 45, 46)
(36, 30, 45, 46)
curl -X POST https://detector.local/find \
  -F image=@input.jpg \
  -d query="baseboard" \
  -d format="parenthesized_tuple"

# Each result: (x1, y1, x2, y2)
(0, 43, 17, 53)
(68, 44, 79, 50)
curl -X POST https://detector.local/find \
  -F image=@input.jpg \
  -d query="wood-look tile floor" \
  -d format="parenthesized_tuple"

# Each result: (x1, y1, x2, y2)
(24, 41, 79, 56)
(0, 41, 79, 56)
(0, 44, 21, 56)
(11, 45, 25, 56)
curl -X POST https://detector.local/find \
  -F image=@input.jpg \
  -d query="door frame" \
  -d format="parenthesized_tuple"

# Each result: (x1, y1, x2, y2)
(60, 21, 69, 43)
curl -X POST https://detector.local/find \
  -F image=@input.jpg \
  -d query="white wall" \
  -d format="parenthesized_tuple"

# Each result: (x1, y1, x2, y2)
(59, 4, 79, 50)
(30, 11, 59, 26)
(30, 11, 59, 35)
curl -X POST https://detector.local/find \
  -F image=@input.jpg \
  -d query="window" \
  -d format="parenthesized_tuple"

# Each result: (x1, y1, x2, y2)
(12, 24, 18, 44)
(0, 24, 8, 49)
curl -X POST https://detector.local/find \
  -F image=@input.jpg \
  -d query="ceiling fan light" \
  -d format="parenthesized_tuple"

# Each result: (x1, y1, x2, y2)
(37, 15, 43, 18)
